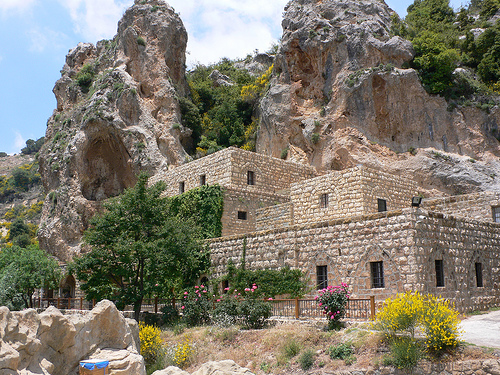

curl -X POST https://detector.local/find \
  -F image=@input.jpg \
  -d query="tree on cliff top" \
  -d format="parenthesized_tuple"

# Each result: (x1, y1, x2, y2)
(70, 174, 209, 321)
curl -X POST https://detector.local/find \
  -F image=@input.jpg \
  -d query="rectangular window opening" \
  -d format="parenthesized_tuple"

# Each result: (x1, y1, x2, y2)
(320, 193, 329, 209)
(316, 265, 328, 290)
(200, 174, 206, 186)
(492, 206, 500, 223)
(370, 261, 384, 288)
(435, 259, 444, 287)
(378, 198, 387, 212)
(179, 181, 185, 194)
(247, 170, 255, 185)
(237, 211, 247, 220)
(475, 262, 483, 287)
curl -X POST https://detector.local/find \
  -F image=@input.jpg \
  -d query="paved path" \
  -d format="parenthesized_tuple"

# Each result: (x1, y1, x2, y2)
(460, 310, 500, 348)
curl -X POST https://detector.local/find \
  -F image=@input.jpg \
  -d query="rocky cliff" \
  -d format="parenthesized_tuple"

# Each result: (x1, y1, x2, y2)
(38, 0, 190, 261)
(257, 0, 500, 195)
(37, 0, 500, 260)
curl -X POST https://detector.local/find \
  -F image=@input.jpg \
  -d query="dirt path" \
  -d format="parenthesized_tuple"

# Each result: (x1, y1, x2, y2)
(460, 310, 500, 348)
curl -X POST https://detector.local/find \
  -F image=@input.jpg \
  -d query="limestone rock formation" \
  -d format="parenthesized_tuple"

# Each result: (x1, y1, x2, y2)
(0, 300, 146, 375)
(38, 0, 190, 261)
(152, 360, 255, 375)
(257, 0, 500, 195)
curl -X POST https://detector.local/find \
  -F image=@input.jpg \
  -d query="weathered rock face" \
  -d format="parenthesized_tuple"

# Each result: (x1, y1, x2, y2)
(38, 0, 190, 261)
(0, 300, 146, 375)
(152, 360, 255, 375)
(257, 0, 500, 195)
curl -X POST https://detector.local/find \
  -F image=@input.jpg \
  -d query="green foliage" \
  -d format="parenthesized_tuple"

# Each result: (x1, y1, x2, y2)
(311, 133, 320, 144)
(386, 337, 423, 370)
(281, 338, 301, 359)
(168, 184, 224, 239)
(316, 283, 350, 330)
(0, 152, 7, 157)
(0, 245, 61, 309)
(75, 63, 96, 93)
(236, 298, 272, 329)
(299, 349, 315, 370)
(137, 36, 146, 46)
(21, 137, 45, 155)
(70, 174, 209, 320)
(327, 342, 354, 360)
(8, 218, 30, 241)
(222, 265, 308, 298)
(185, 58, 258, 154)
(139, 322, 164, 364)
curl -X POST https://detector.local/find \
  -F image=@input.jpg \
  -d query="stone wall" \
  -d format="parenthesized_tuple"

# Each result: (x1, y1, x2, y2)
(422, 191, 500, 223)
(256, 203, 293, 231)
(210, 208, 500, 312)
(284, 166, 417, 227)
(222, 188, 289, 237)
(150, 147, 316, 198)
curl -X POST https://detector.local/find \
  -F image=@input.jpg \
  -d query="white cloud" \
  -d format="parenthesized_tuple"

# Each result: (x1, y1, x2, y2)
(27, 27, 69, 53)
(14, 132, 25, 152)
(57, 0, 133, 42)
(0, 0, 36, 13)
(168, 0, 288, 66)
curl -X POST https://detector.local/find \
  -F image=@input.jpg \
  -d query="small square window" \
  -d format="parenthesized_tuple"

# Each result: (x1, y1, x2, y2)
(370, 261, 384, 288)
(378, 199, 387, 212)
(435, 259, 444, 287)
(492, 206, 500, 223)
(179, 181, 185, 194)
(238, 211, 247, 220)
(247, 171, 255, 185)
(316, 265, 328, 290)
(200, 175, 206, 186)
(320, 193, 329, 209)
(475, 262, 483, 287)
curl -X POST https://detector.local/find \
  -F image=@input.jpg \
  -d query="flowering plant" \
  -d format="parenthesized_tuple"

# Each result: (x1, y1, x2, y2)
(315, 283, 350, 330)
(180, 285, 212, 327)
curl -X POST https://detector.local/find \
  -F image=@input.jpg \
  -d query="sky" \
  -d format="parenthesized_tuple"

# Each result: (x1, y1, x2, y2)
(0, 0, 467, 155)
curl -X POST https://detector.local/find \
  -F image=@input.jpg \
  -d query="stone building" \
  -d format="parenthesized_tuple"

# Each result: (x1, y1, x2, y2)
(156, 148, 500, 312)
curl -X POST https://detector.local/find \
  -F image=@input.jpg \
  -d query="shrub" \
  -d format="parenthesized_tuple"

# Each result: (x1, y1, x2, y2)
(311, 133, 320, 144)
(299, 349, 315, 370)
(180, 285, 212, 327)
(139, 322, 163, 364)
(281, 338, 301, 359)
(161, 304, 180, 326)
(213, 293, 240, 327)
(327, 342, 353, 360)
(172, 336, 194, 368)
(375, 291, 460, 354)
(75, 63, 96, 93)
(315, 283, 350, 330)
(237, 298, 272, 329)
(387, 337, 422, 370)
(280, 148, 289, 159)
(137, 36, 146, 46)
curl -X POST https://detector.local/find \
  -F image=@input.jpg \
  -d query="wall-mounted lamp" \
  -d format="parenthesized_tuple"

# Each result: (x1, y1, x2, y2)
(412, 196, 423, 207)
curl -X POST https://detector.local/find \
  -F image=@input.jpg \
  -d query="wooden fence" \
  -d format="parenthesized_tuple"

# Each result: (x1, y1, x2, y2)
(33, 296, 376, 320)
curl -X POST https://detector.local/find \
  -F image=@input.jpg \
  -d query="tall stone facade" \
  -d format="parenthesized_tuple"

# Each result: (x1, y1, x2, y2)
(157, 148, 500, 312)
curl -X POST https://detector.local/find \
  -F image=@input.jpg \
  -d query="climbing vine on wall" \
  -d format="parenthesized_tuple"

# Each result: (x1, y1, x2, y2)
(168, 184, 224, 239)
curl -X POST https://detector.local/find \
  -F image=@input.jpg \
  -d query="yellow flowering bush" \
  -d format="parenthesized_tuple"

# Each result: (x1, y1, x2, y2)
(240, 64, 274, 102)
(376, 291, 460, 354)
(422, 294, 460, 351)
(139, 322, 164, 364)
(172, 336, 194, 368)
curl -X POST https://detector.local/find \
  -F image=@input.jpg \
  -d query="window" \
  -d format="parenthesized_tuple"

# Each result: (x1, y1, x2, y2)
(370, 261, 384, 288)
(320, 193, 329, 209)
(492, 206, 500, 223)
(475, 262, 483, 287)
(237, 211, 247, 220)
(435, 259, 444, 287)
(378, 199, 387, 212)
(200, 174, 206, 186)
(247, 171, 255, 185)
(316, 265, 328, 290)
(179, 181, 185, 194)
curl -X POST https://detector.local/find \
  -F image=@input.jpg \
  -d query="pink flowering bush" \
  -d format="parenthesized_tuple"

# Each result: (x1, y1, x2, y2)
(315, 283, 350, 330)
(180, 285, 212, 327)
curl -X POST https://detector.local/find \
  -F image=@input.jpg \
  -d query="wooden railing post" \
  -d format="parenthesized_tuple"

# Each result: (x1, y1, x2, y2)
(80, 297, 83, 310)
(155, 296, 158, 314)
(370, 296, 376, 320)
(57, 298, 60, 309)
(295, 298, 300, 319)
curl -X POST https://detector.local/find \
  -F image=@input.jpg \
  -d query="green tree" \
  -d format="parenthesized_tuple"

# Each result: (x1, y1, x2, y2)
(8, 218, 30, 241)
(0, 245, 61, 309)
(12, 168, 31, 191)
(70, 174, 209, 320)
(21, 137, 45, 155)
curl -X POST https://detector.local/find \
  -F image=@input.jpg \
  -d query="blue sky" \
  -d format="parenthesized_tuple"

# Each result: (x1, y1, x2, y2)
(0, 0, 466, 155)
